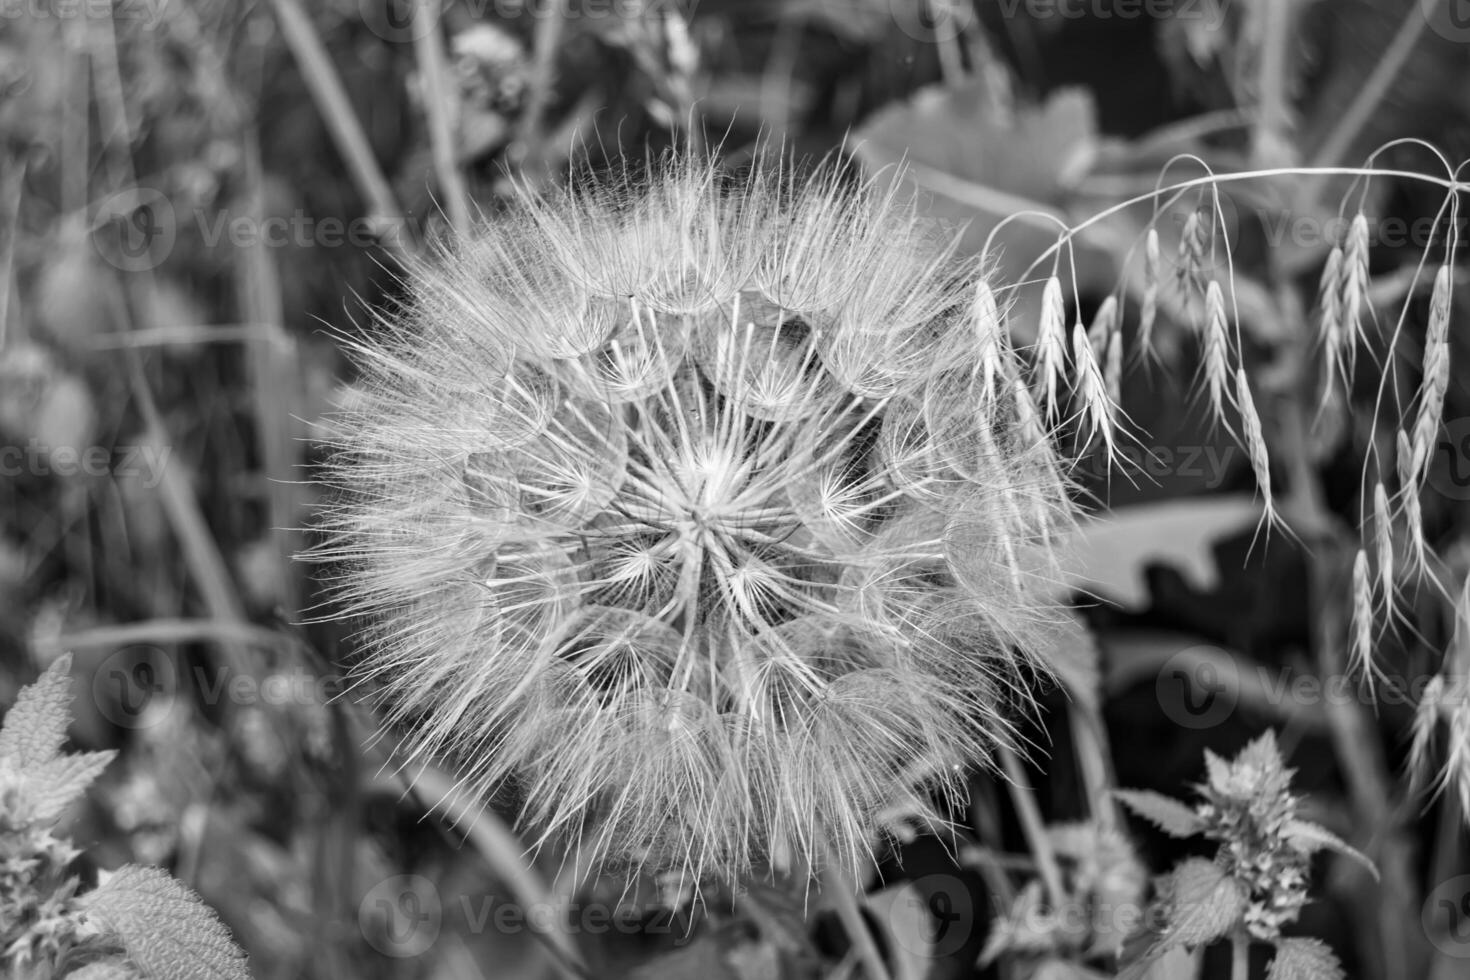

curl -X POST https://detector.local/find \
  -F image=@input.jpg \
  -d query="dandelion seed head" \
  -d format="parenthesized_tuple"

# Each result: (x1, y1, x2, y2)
(313, 156, 1074, 884)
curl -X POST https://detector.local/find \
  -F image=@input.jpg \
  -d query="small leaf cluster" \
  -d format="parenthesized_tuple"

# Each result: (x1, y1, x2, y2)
(1116, 731, 1373, 980)
(0, 655, 250, 980)
(979, 822, 1148, 979)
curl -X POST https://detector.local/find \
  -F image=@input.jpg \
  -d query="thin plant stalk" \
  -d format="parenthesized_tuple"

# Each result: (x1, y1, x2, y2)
(999, 744, 1067, 912)
(413, 0, 471, 238)
(269, 0, 403, 237)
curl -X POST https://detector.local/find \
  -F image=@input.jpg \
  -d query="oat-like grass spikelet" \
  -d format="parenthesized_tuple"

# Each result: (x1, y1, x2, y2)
(1086, 295, 1117, 355)
(1403, 489, 1429, 584)
(310, 154, 1075, 886)
(1233, 367, 1284, 542)
(1408, 265, 1454, 487)
(1035, 275, 1068, 418)
(1201, 280, 1232, 425)
(970, 280, 1006, 405)
(1381, 432, 1432, 586)
(1339, 213, 1372, 351)
(1411, 340, 1450, 481)
(1316, 246, 1344, 344)
(1409, 674, 1444, 785)
(1315, 245, 1347, 415)
(1449, 704, 1470, 820)
(1349, 549, 1381, 700)
(1138, 228, 1161, 363)
(1371, 482, 1395, 614)
(1415, 579, 1470, 806)
(1071, 320, 1118, 463)
(1093, 297, 1124, 405)
(1175, 209, 1208, 292)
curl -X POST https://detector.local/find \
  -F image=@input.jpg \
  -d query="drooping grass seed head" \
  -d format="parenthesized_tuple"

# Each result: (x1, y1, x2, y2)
(312, 154, 1076, 886)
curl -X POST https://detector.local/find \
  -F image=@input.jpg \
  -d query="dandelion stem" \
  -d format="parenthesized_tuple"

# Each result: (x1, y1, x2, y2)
(821, 852, 893, 980)
(1231, 929, 1249, 980)
(998, 745, 1066, 913)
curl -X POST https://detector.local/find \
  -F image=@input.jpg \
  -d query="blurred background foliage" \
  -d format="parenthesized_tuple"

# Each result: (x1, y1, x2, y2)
(3, 1, 1470, 978)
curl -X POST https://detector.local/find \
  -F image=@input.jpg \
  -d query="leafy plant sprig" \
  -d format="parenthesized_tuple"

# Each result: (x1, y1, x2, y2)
(979, 820, 1148, 979)
(0, 655, 250, 980)
(1115, 731, 1375, 980)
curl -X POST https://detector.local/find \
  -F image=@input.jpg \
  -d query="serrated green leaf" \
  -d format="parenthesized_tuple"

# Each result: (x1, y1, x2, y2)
(27, 750, 117, 823)
(1203, 749, 1231, 789)
(1114, 790, 1204, 839)
(1237, 730, 1285, 773)
(0, 653, 75, 771)
(1282, 820, 1379, 880)
(67, 960, 139, 980)
(1266, 937, 1345, 980)
(980, 880, 1053, 967)
(79, 865, 249, 980)
(1160, 858, 1247, 950)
